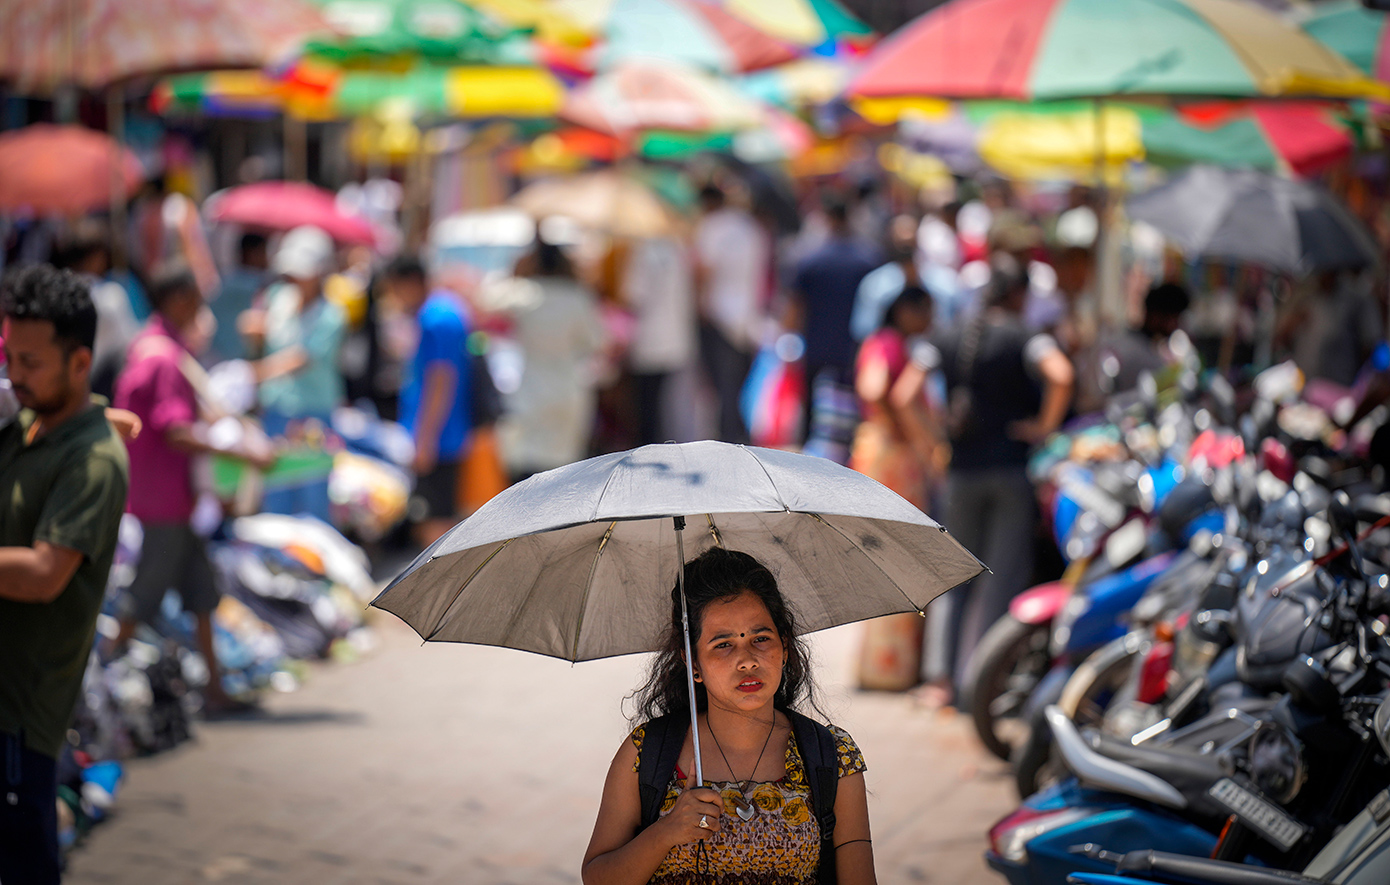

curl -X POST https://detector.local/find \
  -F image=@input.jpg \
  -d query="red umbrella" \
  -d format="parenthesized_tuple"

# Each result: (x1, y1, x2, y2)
(0, 124, 144, 215)
(207, 181, 377, 247)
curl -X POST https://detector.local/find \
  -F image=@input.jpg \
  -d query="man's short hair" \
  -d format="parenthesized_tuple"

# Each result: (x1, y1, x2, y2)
(383, 254, 428, 284)
(1146, 282, 1191, 317)
(147, 261, 199, 313)
(986, 251, 1029, 306)
(239, 232, 268, 258)
(0, 263, 98, 353)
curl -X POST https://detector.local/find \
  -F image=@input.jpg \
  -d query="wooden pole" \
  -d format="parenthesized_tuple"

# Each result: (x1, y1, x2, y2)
(107, 86, 128, 270)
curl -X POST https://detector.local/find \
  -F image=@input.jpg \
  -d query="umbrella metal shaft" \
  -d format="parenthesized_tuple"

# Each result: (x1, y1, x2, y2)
(675, 516, 703, 786)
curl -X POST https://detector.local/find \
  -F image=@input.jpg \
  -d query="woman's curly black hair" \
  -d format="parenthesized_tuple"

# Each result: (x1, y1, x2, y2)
(627, 547, 821, 725)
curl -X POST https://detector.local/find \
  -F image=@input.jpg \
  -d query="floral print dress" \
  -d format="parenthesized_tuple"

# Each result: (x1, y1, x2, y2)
(630, 721, 867, 885)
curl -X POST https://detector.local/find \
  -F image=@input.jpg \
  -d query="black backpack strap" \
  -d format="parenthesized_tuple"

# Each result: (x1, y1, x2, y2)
(637, 713, 687, 832)
(788, 711, 839, 885)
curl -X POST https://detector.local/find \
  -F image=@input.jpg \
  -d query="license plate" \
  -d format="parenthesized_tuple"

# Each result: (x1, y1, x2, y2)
(1208, 779, 1307, 851)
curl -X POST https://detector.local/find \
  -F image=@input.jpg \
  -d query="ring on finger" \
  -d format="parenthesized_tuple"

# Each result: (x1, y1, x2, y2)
(698, 815, 710, 829)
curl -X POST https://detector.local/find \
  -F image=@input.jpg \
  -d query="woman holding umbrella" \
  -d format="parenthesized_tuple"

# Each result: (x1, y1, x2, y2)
(581, 547, 876, 884)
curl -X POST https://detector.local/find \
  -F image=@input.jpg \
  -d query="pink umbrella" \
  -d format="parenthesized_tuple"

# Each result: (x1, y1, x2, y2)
(207, 181, 377, 247)
(0, 124, 144, 215)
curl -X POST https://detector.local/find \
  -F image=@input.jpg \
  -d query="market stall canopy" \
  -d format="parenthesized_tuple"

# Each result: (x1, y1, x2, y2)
(0, 124, 144, 215)
(553, 0, 797, 74)
(207, 181, 378, 246)
(1127, 164, 1379, 274)
(562, 61, 767, 134)
(0, 0, 332, 92)
(509, 169, 683, 238)
(847, 0, 1388, 102)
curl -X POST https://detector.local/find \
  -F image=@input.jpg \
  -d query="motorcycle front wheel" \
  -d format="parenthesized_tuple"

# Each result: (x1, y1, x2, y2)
(963, 613, 1052, 761)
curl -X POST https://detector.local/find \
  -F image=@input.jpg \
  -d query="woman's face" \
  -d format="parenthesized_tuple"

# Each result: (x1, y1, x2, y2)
(694, 591, 786, 714)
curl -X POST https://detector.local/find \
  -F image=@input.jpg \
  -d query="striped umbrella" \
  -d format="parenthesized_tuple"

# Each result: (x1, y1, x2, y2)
(848, 0, 1385, 102)
(553, 0, 797, 74)
(0, 0, 331, 92)
(888, 100, 1353, 182)
(561, 61, 768, 135)
(716, 0, 873, 50)
(154, 63, 564, 120)
(1301, 1, 1389, 82)
(303, 0, 534, 65)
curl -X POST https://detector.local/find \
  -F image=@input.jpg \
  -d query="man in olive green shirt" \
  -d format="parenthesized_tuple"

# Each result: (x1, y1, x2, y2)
(0, 264, 129, 884)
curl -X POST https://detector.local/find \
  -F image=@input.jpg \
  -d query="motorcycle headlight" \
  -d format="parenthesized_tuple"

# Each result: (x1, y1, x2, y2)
(988, 807, 1094, 863)
(1248, 724, 1305, 806)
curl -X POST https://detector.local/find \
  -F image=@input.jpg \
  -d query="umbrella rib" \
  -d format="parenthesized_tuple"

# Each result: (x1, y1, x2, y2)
(590, 450, 637, 522)
(425, 539, 514, 641)
(570, 521, 617, 662)
(806, 513, 926, 616)
(740, 446, 790, 511)
(705, 514, 724, 548)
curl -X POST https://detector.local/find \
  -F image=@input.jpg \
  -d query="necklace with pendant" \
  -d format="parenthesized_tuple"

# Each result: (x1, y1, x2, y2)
(708, 714, 776, 821)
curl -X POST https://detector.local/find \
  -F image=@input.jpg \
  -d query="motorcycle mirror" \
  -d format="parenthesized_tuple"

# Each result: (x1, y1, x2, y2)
(1282, 656, 1341, 716)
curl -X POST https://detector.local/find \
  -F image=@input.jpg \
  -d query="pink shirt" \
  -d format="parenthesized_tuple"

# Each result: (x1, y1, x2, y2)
(113, 315, 197, 524)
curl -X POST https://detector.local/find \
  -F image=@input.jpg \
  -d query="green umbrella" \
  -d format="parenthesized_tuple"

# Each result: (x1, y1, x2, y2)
(303, 0, 535, 65)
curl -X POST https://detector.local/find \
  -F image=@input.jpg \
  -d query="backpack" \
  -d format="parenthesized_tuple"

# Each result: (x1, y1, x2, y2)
(636, 709, 840, 885)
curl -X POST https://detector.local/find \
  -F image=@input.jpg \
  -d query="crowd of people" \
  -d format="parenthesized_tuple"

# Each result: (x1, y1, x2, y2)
(3, 161, 1388, 881)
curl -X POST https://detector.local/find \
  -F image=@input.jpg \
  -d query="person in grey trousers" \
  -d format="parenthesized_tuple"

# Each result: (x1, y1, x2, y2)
(922, 253, 1073, 705)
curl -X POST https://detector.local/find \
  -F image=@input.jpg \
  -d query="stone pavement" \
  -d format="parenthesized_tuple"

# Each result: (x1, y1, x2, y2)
(66, 615, 1016, 884)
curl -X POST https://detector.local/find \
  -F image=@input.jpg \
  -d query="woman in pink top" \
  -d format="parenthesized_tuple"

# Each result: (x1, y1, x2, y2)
(849, 284, 941, 510)
(850, 284, 945, 693)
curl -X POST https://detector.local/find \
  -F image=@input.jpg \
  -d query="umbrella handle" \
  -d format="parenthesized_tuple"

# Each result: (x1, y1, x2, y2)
(676, 516, 704, 787)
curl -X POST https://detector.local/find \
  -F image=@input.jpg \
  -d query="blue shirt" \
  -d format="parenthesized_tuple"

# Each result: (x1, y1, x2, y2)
(792, 237, 882, 369)
(852, 260, 968, 342)
(400, 292, 472, 461)
(209, 266, 267, 362)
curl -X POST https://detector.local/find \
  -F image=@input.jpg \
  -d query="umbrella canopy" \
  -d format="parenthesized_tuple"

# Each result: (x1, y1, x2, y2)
(156, 61, 564, 120)
(847, 0, 1383, 103)
(303, 0, 534, 65)
(1301, 1, 1389, 81)
(1127, 164, 1379, 274)
(741, 57, 854, 109)
(554, 0, 797, 74)
(207, 181, 378, 246)
(372, 441, 982, 662)
(467, 0, 594, 48)
(510, 170, 683, 238)
(890, 99, 1354, 181)
(0, 124, 144, 215)
(0, 0, 330, 92)
(716, 0, 873, 50)
(562, 61, 768, 135)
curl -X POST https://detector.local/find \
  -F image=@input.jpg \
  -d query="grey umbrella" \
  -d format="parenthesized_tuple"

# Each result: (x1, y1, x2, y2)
(1126, 165, 1379, 275)
(373, 440, 983, 783)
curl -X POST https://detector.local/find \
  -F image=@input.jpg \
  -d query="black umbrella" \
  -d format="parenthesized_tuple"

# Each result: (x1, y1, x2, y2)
(1126, 165, 1379, 275)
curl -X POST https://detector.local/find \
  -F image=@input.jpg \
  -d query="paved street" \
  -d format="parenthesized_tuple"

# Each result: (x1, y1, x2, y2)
(67, 614, 1015, 884)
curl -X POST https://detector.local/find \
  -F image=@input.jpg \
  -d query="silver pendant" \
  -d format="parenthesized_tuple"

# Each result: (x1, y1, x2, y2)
(735, 786, 756, 821)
